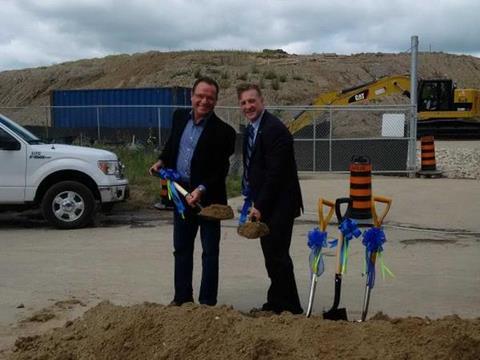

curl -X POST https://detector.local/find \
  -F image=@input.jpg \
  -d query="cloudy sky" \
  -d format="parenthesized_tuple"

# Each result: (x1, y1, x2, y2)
(1, 0, 479, 71)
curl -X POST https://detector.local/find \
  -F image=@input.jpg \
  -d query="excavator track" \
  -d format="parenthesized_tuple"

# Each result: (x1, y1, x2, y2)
(417, 119, 480, 139)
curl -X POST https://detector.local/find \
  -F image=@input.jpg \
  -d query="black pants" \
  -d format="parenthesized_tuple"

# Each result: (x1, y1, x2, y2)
(173, 210, 221, 305)
(260, 211, 303, 314)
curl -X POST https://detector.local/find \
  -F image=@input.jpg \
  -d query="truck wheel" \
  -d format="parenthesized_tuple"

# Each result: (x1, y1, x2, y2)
(42, 181, 96, 229)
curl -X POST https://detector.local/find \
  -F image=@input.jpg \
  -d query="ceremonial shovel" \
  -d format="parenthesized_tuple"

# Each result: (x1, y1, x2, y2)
(323, 197, 352, 321)
(360, 195, 392, 321)
(171, 181, 234, 221)
(306, 198, 335, 317)
(152, 171, 233, 221)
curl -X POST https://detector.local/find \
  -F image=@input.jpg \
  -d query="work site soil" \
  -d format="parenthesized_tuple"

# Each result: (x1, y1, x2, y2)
(9, 302, 480, 360)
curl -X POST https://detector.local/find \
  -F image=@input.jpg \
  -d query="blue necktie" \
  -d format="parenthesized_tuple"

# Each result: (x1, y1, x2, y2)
(242, 125, 255, 195)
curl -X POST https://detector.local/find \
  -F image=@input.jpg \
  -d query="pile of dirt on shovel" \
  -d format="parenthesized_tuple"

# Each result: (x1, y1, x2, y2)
(10, 301, 480, 360)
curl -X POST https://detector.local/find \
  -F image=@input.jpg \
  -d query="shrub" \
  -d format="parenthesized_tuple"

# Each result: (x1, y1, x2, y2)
(264, 70, 277, 80)
(237, 72, 248, 81)
(271, 78, 280, 90)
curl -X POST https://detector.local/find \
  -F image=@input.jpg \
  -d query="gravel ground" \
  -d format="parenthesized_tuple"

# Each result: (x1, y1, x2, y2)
(430, 141, 480, 179)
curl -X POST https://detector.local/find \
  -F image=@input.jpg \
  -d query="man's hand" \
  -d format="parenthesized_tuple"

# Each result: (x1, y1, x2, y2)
(249, 207, 261, 221)
(186, 188, 203, 207)
(149, 160, 163, 176)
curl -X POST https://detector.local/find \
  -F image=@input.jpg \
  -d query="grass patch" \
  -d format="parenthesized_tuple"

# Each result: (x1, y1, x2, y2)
(226, 175, 242, 198)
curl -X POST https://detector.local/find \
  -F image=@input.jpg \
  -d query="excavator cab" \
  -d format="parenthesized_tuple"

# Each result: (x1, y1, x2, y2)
(417, 80, 455, 112)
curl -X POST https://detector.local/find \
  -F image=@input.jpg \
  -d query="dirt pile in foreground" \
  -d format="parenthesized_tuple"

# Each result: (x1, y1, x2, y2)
(10, 301, 480, 360)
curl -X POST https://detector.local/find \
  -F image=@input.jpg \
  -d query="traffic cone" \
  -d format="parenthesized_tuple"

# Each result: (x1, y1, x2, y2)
(417, 136, 442, 178)
(345, 156, 372, 224)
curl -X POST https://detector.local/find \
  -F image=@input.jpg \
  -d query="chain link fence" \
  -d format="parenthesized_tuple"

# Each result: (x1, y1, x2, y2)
(0, 104, 415, 175)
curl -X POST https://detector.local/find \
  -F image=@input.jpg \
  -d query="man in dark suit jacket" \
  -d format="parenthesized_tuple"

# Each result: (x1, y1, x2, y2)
(237, 83, 303, 314)
(150, 77, 236, 306)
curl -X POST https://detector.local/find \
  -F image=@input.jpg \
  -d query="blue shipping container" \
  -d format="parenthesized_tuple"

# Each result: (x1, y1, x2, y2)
(51, 87, 191, 129)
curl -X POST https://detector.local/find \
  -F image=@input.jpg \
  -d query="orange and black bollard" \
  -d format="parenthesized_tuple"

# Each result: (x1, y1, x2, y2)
(160, 179, 169, 199)
(417, 136, 442, 177)
(345, 156, 372, 222)
(420, 136, 436, 170)
(154, 179, 174, 210)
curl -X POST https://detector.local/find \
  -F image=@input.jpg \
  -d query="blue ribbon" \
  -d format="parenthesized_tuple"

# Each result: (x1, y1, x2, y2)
(362, 227, 386, 289)
(339, 218, 362, 241)
(239, 186, 252, 225)
(239, 197, 252, 225)
(158, 168, 181, 182)
(307, 228, 328, 276)
(328, 218, 361, 274)
(154, 168, 186, 218)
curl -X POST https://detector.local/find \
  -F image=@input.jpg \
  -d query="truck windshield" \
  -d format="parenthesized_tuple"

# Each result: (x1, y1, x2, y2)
(0, 114, 44, 144)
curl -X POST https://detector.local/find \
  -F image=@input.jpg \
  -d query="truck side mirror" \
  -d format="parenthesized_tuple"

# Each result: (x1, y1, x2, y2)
(0, 138, 21, 151)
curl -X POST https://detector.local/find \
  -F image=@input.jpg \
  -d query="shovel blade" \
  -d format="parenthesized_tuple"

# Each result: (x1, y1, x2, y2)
(323, 307, 348, 321)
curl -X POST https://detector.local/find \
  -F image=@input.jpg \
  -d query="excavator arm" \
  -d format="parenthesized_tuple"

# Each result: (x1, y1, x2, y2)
(287, 75, 411, 134)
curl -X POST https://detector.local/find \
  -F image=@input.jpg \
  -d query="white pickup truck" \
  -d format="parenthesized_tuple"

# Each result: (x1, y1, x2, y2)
(0, 114, 129, 229)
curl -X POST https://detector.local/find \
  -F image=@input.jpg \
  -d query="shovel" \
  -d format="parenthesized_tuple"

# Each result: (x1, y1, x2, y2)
(152, 170, 234, 221)
(306, 198, 335, 317)
(360, 195, 392, 322)
(171, 181, 234, 221)
(323, 197, 353, 321)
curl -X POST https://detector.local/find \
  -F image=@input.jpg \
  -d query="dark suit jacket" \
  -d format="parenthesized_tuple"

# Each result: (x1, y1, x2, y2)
(244, 110, 303, 220)
(160, 109, 236, 206)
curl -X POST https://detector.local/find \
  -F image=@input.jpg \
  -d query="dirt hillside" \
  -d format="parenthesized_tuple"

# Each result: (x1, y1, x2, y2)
(10, 302, 480, 360)
(1, 50, 480, 114)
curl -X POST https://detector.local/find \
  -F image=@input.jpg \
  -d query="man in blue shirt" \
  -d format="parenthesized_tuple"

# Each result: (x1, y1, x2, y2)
(150, 77, 236, 306)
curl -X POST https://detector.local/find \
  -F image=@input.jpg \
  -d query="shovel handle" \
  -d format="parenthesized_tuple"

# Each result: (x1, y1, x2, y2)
(318, 198, 335, 231)
(334, 198, 350, 274)
(172, 181, 204, 209)
(372, 196, 392, 227)
(335, 197, 351, 224)
(172, 181, 188, 197)
(152, 171, 204, 210)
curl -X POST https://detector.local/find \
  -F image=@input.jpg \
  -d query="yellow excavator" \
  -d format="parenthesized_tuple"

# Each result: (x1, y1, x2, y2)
(287, 75, 480, 138)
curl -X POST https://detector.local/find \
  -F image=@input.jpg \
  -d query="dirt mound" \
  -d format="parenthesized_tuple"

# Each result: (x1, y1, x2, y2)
(10, 301, 480, 360)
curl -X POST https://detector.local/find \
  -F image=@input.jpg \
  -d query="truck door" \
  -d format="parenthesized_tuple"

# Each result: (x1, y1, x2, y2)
(0, 127, 26, 202)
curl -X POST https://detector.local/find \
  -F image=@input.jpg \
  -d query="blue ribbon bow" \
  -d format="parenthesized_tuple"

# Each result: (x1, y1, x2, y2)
(307, 228, 328, 276)
(155, 168, 186, 218)
(328, 218, 361, 274)
(362, 227, 387, 289)
(340, 218, 362, 241)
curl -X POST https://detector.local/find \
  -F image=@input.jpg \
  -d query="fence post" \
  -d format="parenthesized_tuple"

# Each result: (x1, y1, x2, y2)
(157, 107, 162, 148)
(329, 107, 333, 171)
(408, 35, 419, 177)
(312, 109, 316, 171)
